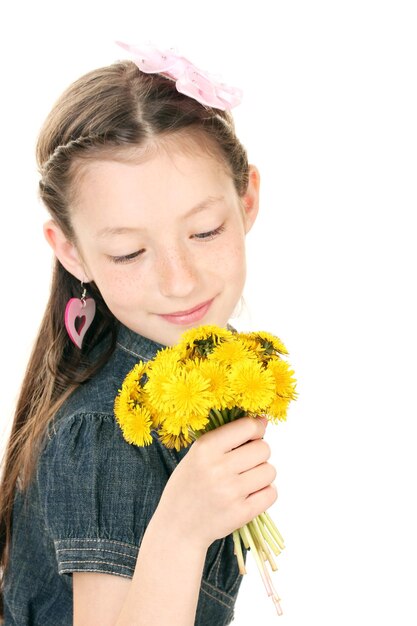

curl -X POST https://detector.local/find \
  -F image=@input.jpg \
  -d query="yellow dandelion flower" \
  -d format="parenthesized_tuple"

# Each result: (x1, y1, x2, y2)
(177, 325, 233, 359)
(267, 396, 291, 422)
(245, 331, 289, 358)
(114, 387, 130, 427)
(238, 335, 266, 360)
(208, 337, 257, 367)
(180, 324, 233, 345)
(145, 348, 182, 409)
(114, 363, 147, 423)
(114, 397, 153, 446)
(123, 361, 146, 380)
(268, 359, 297, 399)
(141, 396, 163, 429)
(185, 412, 211, 433)
(229, 359, 276, 413)
(157, 425, 194, 451)
(119, 361, 148, 402)
(158, 409, 209, 437)
(159, 367, 213, 418)
(148, 346, 182, 374)
(197, 359, 235, 410)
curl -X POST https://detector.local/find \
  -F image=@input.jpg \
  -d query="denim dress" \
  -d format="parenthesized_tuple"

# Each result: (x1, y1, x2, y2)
(3, 323, 244, 625)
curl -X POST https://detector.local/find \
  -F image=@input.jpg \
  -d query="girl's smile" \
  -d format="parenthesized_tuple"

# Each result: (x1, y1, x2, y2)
(157, 297, 215, 325)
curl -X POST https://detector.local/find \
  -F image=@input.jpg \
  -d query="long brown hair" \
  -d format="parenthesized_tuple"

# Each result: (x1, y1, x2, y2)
(0, 59, 249, 617)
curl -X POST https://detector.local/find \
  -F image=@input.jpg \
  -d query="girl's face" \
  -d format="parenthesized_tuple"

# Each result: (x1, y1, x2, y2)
(48, 139, 259, 347)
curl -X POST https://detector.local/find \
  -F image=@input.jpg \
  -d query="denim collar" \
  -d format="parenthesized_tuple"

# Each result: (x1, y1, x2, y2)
(116, 323, 167, 361)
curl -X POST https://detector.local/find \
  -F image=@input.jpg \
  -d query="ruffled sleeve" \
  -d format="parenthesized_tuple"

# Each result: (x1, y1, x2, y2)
(37, 412, 175, 578)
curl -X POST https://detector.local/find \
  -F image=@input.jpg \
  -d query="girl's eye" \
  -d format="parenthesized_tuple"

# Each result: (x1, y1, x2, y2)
(192, 225, 225, 240)
(109, 225, 225, 264)
(110, 250, 145, 264)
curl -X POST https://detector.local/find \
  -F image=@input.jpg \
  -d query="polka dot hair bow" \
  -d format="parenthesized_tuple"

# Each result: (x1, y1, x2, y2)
(116, 41, 243, 111)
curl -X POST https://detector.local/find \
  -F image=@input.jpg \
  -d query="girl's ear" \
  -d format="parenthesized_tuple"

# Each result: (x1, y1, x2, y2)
(43, 220, 89, 282)
(242, 165, 260, 234)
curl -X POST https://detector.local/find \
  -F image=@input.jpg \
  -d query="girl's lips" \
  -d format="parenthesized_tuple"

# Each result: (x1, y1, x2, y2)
(158, 299, 214, 325)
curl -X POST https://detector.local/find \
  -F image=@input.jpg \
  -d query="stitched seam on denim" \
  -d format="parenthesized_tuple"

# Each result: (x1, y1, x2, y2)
(54, 538, 138, 550)
(59, 559, 135, 571)
(211, 538, 225, 588)
(67, 412, 115, 421)
(202, 578, 236, 603)
(228, 571, 242, 595)
(200, 584, 234, 610)
(116, 342, 150, 360)
(56, 547, 137, 561)
(60, 567, 132, 579)
(167, 448, 181, 466)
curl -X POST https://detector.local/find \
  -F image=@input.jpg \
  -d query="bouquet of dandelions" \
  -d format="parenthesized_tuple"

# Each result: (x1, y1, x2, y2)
(114, 325, 296, 616)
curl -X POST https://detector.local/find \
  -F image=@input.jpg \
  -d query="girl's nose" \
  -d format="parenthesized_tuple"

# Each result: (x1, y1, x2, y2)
(156, 245, 198, 299)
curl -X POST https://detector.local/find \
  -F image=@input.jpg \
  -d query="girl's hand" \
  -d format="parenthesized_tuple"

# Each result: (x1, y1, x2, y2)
(154, 417, 277, 551)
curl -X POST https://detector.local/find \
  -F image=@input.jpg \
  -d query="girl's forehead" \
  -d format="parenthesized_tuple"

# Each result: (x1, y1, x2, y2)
(70, 139, 238, 226)
(70, 132, 232, 202)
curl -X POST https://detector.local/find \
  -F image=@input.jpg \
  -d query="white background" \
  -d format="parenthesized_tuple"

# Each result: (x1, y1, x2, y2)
(1, 1, 416, 624)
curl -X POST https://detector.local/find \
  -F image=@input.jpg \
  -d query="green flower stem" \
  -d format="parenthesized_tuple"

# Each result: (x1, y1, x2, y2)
(249, 517, 278, 572)
(241, 523, 283, 616)
(232, 530, 246, 575)
(239, 524, 281, 607)
(259, 512, 285, 551)
(208, 410, 222, 429)
(212, 408, 226, 425)
(230, 406, 245, 420)
(257, 515, 282, 556)
(265, 511, 285, 546)
(238, 527, 250, 550)
(233, 517, 285, 616)
(247, 519, 266, 556)
(239, 525, 271, 593)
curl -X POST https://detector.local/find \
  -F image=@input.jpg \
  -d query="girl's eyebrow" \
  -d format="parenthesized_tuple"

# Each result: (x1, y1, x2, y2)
(184, 194, 224, 218)
(95, 195, 224, 238)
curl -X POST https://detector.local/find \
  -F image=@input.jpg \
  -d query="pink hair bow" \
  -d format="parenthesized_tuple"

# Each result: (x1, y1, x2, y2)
(116, 41, 242, 111)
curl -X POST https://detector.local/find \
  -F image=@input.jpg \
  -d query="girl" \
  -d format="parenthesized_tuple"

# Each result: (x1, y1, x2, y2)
(0, 46, 278, 626)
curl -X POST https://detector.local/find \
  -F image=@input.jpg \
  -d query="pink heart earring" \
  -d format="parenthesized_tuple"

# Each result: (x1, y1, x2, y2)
(64, 282, 96, 349)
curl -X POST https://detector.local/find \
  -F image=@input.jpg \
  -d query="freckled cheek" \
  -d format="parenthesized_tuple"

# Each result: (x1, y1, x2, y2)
(208, 239, 246, 279)
(93, 268, 145, 308)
